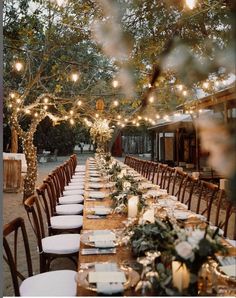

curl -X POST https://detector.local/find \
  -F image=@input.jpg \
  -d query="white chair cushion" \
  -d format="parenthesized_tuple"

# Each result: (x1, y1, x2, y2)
(63, 189, 84, 196)
(50, 215, 83, 229)
(70, 175, 85, 179)
(75, 165, 86, 170)
(56, 204, 83, 215)
(65, 184, 84, 190)
(20, 270, 77, 296)
(59, 195, 84, 204)
(68, 181, 84, 185)
(42, 234, 80, 254)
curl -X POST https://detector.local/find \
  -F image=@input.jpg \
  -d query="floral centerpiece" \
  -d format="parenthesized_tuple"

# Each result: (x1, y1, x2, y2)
(126, 217, 227, 296)
(89, 118, 113, 152)
(111, 174, 147, 214)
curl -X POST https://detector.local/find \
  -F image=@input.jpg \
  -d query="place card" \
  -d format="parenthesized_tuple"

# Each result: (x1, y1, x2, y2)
(89, 233, 116, 242)
(219, 265, 236, 277)
(88, 271, 126, 283)
(94, 240, 115, 248)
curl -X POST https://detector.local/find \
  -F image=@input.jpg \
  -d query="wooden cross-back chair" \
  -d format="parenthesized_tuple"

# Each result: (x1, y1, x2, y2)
(3, 217, 77, 296)
(24, 195, 81, 273)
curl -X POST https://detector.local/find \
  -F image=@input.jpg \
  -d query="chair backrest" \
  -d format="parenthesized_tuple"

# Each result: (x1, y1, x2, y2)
(171, 169, 188, 199)
(3, 217, 33, 296)
(162, 166, 176, 193)
(212, 189, 236, 239)
(24, 195, 46, 272)
(36, 182, 56, 235)
(194, 180, 219, 221)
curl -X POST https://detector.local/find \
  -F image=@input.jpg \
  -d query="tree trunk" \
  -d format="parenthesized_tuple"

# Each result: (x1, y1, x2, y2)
(22, 137, 38, 200)
(10, 128, 18, 153)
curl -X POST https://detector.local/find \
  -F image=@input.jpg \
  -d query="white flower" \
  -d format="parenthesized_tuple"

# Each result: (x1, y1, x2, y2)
(123, 181, 131, 191)
(175, 241, 194, 261)
(187, 229, 205, 249)
(117, 172, 124, 179)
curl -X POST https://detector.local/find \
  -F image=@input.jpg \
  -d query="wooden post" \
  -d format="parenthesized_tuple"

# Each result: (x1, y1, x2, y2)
(10, 128, 18, 153)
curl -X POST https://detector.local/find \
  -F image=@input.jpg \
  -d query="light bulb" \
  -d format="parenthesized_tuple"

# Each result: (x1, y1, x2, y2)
(177, 84, 183, 91)
(112, 80, 119, 88)
(44, 105, 48, 110)
(117, 115, 121, 119)
(149, 96, 154, 103)
(156, 114, 160, 119)
(113, 100, 119, 106)
(14, 62, 23, 71)
(44, 97, 49, 103)
(183, 91, 187, 96)
(70, 110, 74, 115)
(77, 100, 82, 106)
(185, 0, 196, 9)
(16, 98, 21, 104)
(71, 72, 79, 82)
(70, 119, 75, 125)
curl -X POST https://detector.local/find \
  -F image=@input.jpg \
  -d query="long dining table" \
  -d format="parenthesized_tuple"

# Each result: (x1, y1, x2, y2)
(76, 157, 236, 296)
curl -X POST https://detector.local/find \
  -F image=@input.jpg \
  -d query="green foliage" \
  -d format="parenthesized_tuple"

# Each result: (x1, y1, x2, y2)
(130, 219, 177, 256)
(34, 117, 76, 155)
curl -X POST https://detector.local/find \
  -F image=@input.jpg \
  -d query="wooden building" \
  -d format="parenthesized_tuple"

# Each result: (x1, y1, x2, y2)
(149, 86, 236, 174)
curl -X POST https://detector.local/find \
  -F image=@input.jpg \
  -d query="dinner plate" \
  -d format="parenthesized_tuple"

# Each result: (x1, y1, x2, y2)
(88, 183, 103, 189)
(76, 264, 140, 292)
(89, 172, 101, 177)
(89, 177, 102, 182)
(87, 207, 112, 216)
(88, 191, 106, 199)
(80, 230, 117, 247)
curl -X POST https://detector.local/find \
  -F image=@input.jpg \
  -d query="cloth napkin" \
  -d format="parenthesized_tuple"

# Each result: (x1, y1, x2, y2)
(94, 263, 124, 295)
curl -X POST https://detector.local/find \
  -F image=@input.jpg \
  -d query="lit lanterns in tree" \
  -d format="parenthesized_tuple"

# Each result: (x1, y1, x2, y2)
(96, 98, 105, 112)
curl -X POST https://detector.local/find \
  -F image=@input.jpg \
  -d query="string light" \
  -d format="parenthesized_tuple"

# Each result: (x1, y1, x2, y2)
(25, 109, 30, 114)
(136, 123, 140, 127)
(77, 100, 82, 106)
(44, 105, 48, 110)
(183, 90, 187, 96)
(71, 72, 79, 82)
(156, 114, 160, 119)
(185, 0, 196, 9)
(148, 83, 152, 88)
(177, 84, 183, 91)
(112, 80, 119, 88)
(95, 113, 99, 118)
(117, 115, 121, 119)
(56, 0, 68, 6)
(14, 61, 23, 72)
(121, 123, 125, 128)
(138, 116, 142, 120)
(199, 109, 203, 113)
(8, 103, 13, 108)
(34, 112, 38, 117)
(10, 92, 16, 99)
(113, 100, 119, 107)
(148, 96, 154, 103)
(16, 107, 20, 112)
(16, 98, 21, 104)
(70, 118, 75, 125)
(69, 110, 74, 115)
(124, 118, 128, 122)
(44, 97, 49, 103)
(64, 115, 68, 120)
